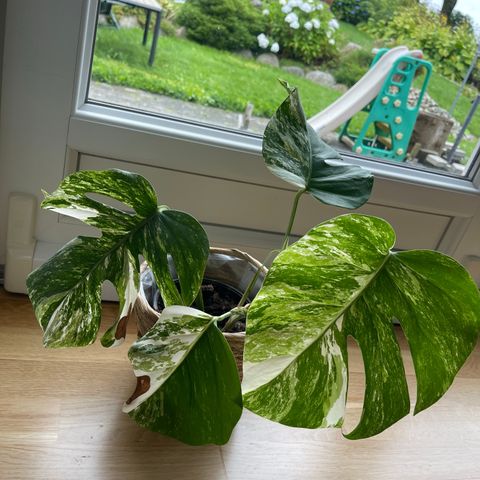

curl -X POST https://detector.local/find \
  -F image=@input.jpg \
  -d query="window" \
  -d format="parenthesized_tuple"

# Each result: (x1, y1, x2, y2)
(86, 0, 480, 180)
(3, 0, 480, 292)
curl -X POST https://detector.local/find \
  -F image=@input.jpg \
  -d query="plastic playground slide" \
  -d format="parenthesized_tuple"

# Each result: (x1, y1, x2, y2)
(308, 46, 422, 135)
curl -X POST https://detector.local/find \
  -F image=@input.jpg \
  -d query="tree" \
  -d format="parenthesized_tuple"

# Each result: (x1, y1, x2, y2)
(441, 0, 457, 22)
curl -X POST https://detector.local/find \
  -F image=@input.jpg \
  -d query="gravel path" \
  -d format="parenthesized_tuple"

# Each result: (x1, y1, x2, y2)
(90, 81, 269, 134)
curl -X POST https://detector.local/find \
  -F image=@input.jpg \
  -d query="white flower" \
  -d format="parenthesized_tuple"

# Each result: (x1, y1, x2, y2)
(328, 19, 340, 30)
(290, 0, 301, 6)
(316, 2, 323, 9)
(300, 2, 312, 12)
(312, 18, 320, 28)
(270, 42, 280, 53)
(326, 29, 332, 38)
(304, 20, 313, 30)
(262, 8, 270, 15)
(257, 33, 269, 49)
(290, 20, 300, 29)
(284, 12, 298, 23)
(329, 38, 336, 45)
(279, 0, 286, 5)
(282, 4, 292, 13)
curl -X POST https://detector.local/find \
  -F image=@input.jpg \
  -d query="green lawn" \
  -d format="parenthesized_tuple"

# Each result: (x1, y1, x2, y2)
(92, 28, 340, 119)
(337, 21, 375, 51)
(93, 25, 478, 159)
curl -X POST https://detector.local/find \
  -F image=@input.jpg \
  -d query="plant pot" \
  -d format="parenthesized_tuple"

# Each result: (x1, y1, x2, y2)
(133, 248, 267, 375)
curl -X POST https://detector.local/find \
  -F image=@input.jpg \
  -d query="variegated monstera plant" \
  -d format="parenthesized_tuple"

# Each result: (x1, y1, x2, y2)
(28, 83, 480, 445)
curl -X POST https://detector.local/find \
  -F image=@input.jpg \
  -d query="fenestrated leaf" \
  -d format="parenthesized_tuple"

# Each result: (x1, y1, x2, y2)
(27, 169, 209, 348)
(262, 83, 373, 209)
(243, 214, 480, 439)
(124, 306, 242, 445)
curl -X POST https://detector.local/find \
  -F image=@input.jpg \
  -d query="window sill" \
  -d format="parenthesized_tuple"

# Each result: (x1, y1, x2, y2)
(70, 101, 480, 198)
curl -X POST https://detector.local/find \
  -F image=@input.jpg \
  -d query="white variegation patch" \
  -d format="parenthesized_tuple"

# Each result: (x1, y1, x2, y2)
(124, 306, 214, 412)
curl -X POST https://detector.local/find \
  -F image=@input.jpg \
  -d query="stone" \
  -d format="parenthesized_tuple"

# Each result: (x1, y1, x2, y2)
(175, 26, 187, 38)
(333, 83, 348, 93)
(306, 70, 336, 87)
(97, 14, 109, 26)
(119, 15, 139, 28)
(341, 42, 362, 55)
(256, 53, 279, 68)
(281, 66, 305, 77)
(411, 110, 454, 153)
(236, 49, 254, 60)
(424, 153, 449, 170)
(449, 162, 466, 175)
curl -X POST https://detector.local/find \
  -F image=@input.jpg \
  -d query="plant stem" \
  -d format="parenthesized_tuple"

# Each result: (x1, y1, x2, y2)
(235, 249, 279, 310)
(223, 189, 306, 332)
(217, 306, 249, 332)
(281, 188, 306, 251)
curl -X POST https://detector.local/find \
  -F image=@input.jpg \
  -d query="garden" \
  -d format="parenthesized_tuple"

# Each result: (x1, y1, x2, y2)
(91, 0, 480, 170)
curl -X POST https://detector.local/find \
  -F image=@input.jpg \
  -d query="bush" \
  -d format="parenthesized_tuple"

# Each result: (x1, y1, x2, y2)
(362, 3, 477, 81)
(176, 0, 265, 51)
(259, 0, 339, 64)
(365, 0, 411, 24)
(331, 0, 370, 25)
(331, 48, 372, 86)
(449, 11, 474, 31)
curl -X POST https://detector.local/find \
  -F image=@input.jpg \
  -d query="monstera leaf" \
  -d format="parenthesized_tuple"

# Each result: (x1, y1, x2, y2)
(124, 306, 242, 445)
(27, 169, 209, 348)
(263, 82, 373, 209)
(243, 214, 480, 439)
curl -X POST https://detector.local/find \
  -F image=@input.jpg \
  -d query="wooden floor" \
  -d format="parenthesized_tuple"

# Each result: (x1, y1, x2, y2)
(1, 288, 480, 480)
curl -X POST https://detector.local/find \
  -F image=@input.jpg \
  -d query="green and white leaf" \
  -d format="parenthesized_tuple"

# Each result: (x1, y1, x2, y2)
(27, 169, 209, 348)
(262, 83, 373, 209)
(125, 306, 242, 445)
(243, 214, 480, 438)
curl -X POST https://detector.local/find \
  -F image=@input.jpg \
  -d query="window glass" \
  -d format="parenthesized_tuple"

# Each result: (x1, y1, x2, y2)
(88, 0, 480, 178)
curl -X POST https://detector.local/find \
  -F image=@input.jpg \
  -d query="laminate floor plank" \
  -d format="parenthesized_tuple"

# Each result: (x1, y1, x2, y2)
(1, 289, 479, 480)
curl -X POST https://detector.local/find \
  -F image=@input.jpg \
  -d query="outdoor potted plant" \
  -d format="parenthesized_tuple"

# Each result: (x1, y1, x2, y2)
(27, 83, 480, 445)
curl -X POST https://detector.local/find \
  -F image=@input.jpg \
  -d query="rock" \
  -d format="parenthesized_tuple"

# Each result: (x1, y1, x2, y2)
(175, 26, 187, 38)
(97, 14, 109, 26)
(119, 15, 139, 28)
(341, 42, 362, 55)
(411, 111, 453, 153)
(306, 70, 336, 87)
(256, 53, 279, 68)
(236, 49, 254, 60)
(333, 83, 348, 93)
(424, 153, 449, 170)
(281, 66, 305, 77)
(408, 88, 462, 134)
(449, 162, 466, 175)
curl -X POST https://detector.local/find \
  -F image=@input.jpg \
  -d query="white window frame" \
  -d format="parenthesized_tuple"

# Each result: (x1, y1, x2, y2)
(72, 0, 480, 194)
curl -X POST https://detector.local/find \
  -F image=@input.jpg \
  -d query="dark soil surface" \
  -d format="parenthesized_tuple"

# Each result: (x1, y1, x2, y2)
(149, 279, 246, 332)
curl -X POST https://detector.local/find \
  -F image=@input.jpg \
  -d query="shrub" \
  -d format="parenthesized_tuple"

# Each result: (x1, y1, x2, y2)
(362, 3, 477, 82)
(259, 0, 339, 64)
(331, 0, 370, 25)
(176, 0, 265, 51)
(331, 48, 372, 86)
(365, 0, 412, 24)
(449, 10, 474, 31)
